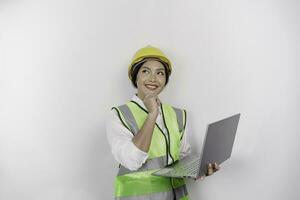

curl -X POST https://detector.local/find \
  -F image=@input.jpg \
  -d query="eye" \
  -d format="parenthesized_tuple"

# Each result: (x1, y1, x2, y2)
(142, 69, 149, 74)
(157, 71, 165, 76)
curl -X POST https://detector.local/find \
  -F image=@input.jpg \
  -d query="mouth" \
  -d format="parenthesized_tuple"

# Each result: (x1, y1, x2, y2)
(145, 84, 159, 91)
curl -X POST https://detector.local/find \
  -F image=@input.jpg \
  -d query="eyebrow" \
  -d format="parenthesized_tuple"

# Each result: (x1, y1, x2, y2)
(141, 66, 165, 71)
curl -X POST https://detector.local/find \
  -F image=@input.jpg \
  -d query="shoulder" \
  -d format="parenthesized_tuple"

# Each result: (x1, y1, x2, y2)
(110, 102, 134, 120)
(162, 103, 187, 114)
(107, 103, 132, 130)
(111, 101, 131, 110)
(162, 103, 187, 131)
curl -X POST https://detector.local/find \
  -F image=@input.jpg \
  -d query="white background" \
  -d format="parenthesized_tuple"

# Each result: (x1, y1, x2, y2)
(0, 0, 299, 199)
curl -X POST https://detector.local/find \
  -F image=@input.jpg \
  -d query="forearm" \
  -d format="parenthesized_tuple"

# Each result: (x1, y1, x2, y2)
(132, 112, 157, 152)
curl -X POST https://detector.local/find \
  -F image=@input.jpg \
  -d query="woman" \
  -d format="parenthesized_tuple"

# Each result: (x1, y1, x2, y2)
(106, 45, 219, 200)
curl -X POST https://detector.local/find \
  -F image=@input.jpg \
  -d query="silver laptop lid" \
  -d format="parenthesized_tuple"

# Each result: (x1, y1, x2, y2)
(197, 113, 241, 177)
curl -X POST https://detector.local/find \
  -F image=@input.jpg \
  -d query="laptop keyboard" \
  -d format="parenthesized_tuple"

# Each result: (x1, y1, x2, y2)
(171, 158, 200, 176)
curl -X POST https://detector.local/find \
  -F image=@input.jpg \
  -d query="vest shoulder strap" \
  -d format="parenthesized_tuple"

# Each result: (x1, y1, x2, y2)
(171, 106, 187, 135)
(113, 103, 187, 137)
(112, 104, 139, 135)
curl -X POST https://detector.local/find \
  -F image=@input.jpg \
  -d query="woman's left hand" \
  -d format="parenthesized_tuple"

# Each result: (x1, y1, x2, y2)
(196, 162, 220, 181)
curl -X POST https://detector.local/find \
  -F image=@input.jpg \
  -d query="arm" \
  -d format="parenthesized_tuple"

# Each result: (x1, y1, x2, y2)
(106, 94, 160, 170)
(106, 110, 148, 170)
(132, 112, 158, 152)
(132, 94, 160, 152)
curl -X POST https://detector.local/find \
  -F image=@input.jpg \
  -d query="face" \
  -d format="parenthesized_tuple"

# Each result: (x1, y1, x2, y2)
(136, 60, 167, 100)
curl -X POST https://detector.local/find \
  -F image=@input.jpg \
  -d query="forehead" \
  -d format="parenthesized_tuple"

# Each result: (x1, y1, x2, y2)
(141, 60, 165, 70)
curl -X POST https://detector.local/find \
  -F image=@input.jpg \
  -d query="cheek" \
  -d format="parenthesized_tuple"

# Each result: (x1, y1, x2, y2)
(136, 75, 146, 87)
(158, 76, 166, 86)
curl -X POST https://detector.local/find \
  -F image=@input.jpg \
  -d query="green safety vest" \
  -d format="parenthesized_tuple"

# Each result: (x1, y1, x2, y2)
(112, 100, 189, 200)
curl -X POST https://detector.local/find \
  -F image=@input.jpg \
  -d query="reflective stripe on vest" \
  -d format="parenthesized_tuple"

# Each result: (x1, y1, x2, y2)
(118, 156, 166, 176)
(115, 184, 188, 200)
(115, 169, 186, 197)
(172, 107, 187, 140)
(117, 104, 139, 135)
(113, 101, 188, 199)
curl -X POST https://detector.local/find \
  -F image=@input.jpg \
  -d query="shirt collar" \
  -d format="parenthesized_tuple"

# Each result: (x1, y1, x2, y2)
(131, 94, 146, 110)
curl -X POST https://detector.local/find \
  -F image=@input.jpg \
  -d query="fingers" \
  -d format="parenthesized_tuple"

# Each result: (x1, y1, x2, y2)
(143, 94, 156, 100)
(206, 163, 214, 176)
(196, 163, 220, 180)
(213, 162, 220, 171)
(143, 94, 161, 106)
(206, 162, 220, 176)
(144, 94, 156, 100)
(143, 95, 161, 114)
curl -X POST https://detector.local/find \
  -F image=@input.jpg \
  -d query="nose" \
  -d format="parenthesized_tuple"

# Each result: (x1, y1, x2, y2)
(150, 73, 156, 82)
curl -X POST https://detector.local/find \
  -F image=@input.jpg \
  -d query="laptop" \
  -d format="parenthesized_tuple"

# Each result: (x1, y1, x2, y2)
(152, 113, 241, 179)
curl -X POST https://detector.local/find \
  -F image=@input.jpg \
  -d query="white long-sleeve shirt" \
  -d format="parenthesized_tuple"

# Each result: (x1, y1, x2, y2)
(105, 95, 191, 171)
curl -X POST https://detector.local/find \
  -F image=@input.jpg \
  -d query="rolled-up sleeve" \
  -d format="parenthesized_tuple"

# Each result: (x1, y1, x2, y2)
(105, 110, 148, 170)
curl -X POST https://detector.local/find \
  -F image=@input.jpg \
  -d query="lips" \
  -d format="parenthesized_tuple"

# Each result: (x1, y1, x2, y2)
(145, 84, 158, 90)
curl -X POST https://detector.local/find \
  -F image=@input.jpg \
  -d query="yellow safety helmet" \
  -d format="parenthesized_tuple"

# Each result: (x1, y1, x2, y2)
(128, 45, 172, 80)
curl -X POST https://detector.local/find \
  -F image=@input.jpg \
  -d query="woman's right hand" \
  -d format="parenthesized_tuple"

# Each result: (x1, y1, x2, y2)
(194, 162, 220, 181)
(143, 94, 160, 115)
